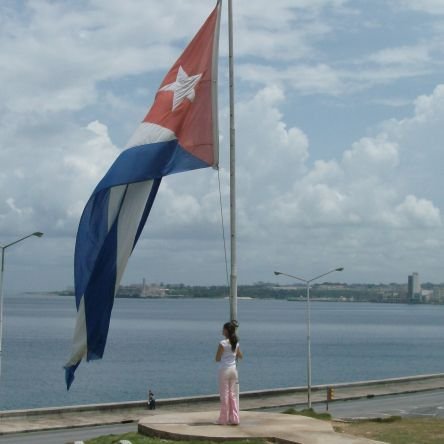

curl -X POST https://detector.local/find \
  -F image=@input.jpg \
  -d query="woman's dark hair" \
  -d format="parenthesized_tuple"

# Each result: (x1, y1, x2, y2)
(223, 322, 238, 351)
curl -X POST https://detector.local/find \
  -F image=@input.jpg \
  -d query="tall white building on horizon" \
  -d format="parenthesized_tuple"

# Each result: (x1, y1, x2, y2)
(408, 272, 421, 302)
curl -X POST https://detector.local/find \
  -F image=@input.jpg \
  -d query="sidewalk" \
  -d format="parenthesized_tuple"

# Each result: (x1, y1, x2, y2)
(1, 373, 444, 435)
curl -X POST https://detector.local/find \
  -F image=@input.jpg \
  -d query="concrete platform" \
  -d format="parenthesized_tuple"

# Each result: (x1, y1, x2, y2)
(138, 411, 385, 444)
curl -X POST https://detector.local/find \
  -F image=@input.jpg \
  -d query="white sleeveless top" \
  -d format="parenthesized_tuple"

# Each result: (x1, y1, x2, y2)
(219, 338, 239, 369)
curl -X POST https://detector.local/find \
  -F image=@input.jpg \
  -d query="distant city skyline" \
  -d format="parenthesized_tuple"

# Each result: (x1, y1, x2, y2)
(55, 273, 444, 292)
(48, 275, 444, 305)
(1, 1, 444, 291)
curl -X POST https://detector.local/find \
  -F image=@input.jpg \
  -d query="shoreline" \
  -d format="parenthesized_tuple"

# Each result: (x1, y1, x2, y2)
(21, 292, 444, 305)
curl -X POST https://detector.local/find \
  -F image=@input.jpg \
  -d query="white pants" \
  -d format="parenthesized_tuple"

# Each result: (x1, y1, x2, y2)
(218, 367, 239, 425)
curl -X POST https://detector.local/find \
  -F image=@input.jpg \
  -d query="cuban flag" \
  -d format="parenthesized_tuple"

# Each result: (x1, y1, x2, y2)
(65, 1, 221, 389)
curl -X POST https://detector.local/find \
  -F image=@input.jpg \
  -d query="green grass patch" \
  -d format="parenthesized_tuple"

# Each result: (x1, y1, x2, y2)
(334, 417, 444, 444)
(282, 407, 332, 420)
(84, 432, 265, 444)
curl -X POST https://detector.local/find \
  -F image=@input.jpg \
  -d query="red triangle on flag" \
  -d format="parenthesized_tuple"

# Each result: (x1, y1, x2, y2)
(144, 1, 221, 168)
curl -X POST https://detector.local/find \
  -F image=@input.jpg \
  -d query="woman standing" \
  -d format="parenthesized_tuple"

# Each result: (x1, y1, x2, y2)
(215, 322, 243, 425)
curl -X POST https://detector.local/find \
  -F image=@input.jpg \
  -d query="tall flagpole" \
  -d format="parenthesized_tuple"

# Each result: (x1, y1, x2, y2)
(228, 0, 237, 324)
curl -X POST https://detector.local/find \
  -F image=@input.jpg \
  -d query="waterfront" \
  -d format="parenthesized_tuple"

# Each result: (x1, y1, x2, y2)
(0, 295, 444, 410)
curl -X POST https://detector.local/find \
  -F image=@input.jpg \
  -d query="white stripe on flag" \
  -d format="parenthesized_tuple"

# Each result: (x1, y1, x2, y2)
(114, 180, 154, 294)
(66, 296, 87, 366)
(125, 122, 176, 148)
(108, 185, 127, 230)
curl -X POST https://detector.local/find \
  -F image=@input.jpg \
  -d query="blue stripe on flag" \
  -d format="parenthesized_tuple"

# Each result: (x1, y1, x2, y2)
(65, 361, 81, 391)
(83, 210, 120, 361)
(74, 188, 111, 308)
(94, 140, 208, 195)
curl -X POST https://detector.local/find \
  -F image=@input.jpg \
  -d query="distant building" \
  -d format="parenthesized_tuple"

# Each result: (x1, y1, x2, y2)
(118, 279, 169, 298)
(421, 289, 433, 303)
(408, 272, 421, 303)
(432, 287, 444, 304)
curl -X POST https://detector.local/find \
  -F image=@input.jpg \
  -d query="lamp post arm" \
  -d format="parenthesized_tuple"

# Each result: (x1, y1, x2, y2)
(3, 233, 38, 250)
(274, 272, 308, 284)
(308, 268, 343, 284)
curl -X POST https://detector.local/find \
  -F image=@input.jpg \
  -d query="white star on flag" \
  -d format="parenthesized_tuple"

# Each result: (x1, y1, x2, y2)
(159, 66, 203, 111)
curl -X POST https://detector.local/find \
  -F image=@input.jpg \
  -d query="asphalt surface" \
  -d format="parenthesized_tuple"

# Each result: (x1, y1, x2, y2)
(257, 389, 444, 418)
(0, 422, 136, 444)
(296, 389, 444, 419)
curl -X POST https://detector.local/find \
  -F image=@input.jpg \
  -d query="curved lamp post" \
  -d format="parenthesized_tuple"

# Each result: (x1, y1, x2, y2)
(274, 266, 344, 408)
(0, 232, 44, 379)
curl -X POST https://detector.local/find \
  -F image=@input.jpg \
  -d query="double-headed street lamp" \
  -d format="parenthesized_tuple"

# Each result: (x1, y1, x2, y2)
(274, 266, 344, 408)
(0, 232, 44, 378)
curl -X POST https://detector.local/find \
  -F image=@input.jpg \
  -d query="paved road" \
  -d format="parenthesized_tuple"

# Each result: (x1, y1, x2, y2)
(312, 389, 444, 419)
(259, 389, 444, 419)
(0, 423, 136, 444)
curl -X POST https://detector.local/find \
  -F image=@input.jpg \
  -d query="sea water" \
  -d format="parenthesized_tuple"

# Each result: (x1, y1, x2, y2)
(0, 294, 443, 410)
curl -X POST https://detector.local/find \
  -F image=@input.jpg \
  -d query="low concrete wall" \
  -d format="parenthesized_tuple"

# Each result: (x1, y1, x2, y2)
(1, 372, 443, 419)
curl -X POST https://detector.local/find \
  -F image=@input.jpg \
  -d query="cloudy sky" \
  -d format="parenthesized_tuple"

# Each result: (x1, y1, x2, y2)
(1, 0, 444, 292)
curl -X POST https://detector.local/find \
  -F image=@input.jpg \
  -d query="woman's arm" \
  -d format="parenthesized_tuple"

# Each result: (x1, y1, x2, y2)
(215, 344, 224, 362)
(236, 347, 243, 360)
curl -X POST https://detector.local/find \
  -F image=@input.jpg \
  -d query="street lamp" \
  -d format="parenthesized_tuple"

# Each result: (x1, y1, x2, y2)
(0, 232, 44, 378)
(274, 266, 344, 408)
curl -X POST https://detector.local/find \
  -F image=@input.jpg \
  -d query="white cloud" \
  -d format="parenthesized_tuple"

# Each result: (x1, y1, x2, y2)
(371, 97, 413, 108)
(233, 0, 345, 61)
(412, 84, 444, 120)
(398, 0, 444, 14)
(367, 45, 431, 66)
(265, 84, 443, 232)
(237, 63, 344, 95)
(395, 195, 441, 227)
(0, 117, 119, 236)
(237, 43, 440, 96)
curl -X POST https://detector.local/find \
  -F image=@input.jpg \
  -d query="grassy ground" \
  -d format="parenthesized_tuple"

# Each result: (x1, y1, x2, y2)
(85, 432, 264, 444)
(334, 416, 444, 444)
